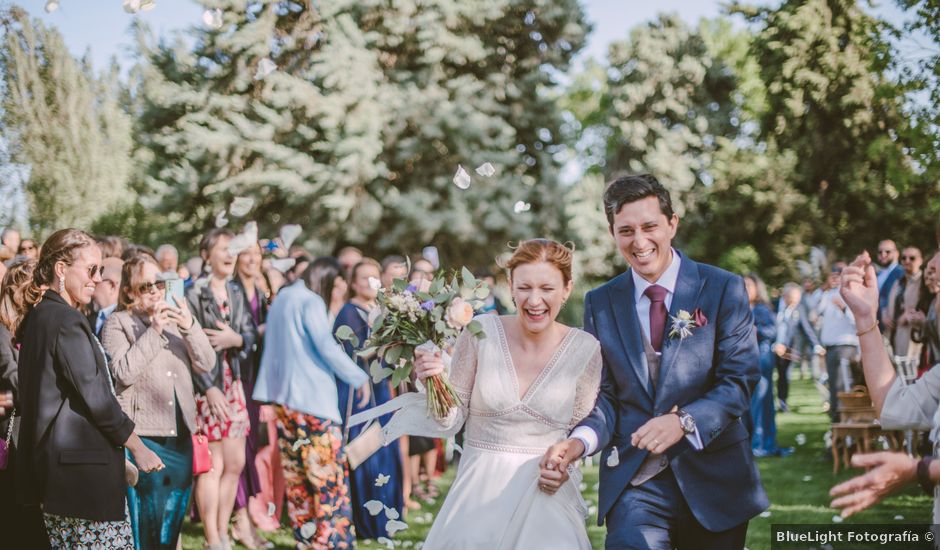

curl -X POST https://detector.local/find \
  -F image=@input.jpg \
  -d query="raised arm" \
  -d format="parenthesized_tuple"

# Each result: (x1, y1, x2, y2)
(840, 253, 936, 430)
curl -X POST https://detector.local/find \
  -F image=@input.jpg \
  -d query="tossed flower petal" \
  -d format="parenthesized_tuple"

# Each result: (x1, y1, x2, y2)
(475, 162, 496, 177)
(384, 505, 400, 520)
(386, 519, 409, 536)
(202, 8, 223, 29)
(375, 473, 390, 487)
(606, 446, 619, 467)
(364, 500, 384, 516)
(453, 165, 471, 189)
(279, 224, 302, 249)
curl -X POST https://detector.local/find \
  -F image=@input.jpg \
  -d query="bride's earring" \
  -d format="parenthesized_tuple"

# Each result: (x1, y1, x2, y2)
(58, 277, 65, 294)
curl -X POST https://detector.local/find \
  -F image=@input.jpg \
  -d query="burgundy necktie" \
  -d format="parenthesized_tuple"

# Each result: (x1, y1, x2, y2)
(644, 284, 668, 352)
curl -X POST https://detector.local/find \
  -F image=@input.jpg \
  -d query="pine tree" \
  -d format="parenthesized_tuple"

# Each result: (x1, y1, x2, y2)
(0, 6, 134, 235)
(134, 0, 387, 249)
(135, 0, 587, 265)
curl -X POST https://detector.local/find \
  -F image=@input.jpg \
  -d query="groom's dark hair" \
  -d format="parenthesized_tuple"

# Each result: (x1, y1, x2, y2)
(603, 174, 674, 227)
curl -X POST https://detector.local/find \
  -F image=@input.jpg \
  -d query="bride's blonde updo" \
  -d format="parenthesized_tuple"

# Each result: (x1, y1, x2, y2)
(503, 239, 574, 285)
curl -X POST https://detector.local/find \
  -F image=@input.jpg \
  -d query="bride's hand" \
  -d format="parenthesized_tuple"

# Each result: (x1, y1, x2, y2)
(414, 349, 445, 380)
(537, 456, 568, 495)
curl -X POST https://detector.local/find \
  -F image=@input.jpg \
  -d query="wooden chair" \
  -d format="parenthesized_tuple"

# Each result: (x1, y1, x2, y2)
(830, 386, 903, 473)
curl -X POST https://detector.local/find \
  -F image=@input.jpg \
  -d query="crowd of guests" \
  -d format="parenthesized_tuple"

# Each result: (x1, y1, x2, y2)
(742, 238, 939, 460)
(0, 225, 508, 550)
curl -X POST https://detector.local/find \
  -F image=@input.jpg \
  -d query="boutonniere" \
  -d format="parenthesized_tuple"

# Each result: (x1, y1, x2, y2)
(669, 308, 708, 340)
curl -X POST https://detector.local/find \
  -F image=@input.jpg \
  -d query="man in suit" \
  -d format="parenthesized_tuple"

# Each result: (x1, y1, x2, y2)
(541, 174, 768, 549)
(87, 256, 124, 336)
(876, 239, 903, 331)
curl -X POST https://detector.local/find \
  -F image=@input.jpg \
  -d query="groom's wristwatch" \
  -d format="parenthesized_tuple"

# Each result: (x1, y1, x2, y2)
(672, 409, 696, 434)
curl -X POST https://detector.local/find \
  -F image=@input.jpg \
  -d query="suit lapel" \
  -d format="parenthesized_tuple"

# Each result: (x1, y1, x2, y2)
(607, 273, 654, 400)
(657, 253, 704, 392)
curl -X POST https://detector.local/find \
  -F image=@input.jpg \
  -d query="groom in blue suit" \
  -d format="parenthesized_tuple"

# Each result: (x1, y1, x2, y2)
(542, 175, 768, 548)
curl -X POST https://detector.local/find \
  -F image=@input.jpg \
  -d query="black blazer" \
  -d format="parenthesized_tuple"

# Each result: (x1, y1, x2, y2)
(15, 291, 135, 521)
(186, 279, 258, 395)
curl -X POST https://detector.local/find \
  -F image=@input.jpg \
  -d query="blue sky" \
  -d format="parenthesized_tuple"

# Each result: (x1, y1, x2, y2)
(21, 0, 728, 72)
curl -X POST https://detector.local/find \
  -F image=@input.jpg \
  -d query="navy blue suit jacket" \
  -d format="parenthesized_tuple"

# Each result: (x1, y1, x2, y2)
(578, 252, 769, 531)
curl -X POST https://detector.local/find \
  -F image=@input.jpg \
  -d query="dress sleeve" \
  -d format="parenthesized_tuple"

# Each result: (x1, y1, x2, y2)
(569, 340, 602, 428)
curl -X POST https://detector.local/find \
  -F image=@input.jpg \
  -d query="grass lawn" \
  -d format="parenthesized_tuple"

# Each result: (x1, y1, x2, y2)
(182, 378, 932, 549)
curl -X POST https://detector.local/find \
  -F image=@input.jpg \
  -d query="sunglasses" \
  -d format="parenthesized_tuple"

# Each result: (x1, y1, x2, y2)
(86, 265, 105, 279)
(137, 280, 167, 294)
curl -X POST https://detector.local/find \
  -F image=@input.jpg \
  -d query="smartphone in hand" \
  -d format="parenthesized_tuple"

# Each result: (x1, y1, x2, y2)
(164, 277, 185, 308)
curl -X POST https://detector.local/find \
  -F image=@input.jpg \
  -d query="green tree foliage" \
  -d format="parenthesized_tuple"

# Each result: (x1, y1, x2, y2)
(0, 6, 133, 236)
(739, 0, 936, 256)
(136, 0, 587, 265)
(563, 15, 745, 279)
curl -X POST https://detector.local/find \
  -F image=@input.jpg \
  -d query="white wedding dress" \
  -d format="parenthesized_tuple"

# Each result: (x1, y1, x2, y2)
(379, 314, 602, 549)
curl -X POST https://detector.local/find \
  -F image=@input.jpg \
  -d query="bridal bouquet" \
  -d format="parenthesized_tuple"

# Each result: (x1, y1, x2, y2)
(336, 268, 487, 419)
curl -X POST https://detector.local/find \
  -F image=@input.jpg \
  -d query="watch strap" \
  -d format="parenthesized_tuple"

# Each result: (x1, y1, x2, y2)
(918, 456, 934, 495)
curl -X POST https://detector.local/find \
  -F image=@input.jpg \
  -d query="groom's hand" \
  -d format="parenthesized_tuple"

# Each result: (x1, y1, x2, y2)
(631, 410, 684, 454)
(538, 439, 584, 495)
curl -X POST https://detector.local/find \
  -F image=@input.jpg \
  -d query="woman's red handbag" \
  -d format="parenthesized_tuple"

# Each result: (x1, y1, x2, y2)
(192, 434, 212, 475)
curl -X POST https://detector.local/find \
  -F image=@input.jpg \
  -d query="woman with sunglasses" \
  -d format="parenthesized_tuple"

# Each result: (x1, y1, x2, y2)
(186, 228, 258, 550)
(13, 229, 165, 549)
(101, 254, 216, 550)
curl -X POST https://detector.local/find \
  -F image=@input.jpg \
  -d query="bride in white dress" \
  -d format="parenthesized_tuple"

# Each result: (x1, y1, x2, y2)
(404, 239, 602, 549)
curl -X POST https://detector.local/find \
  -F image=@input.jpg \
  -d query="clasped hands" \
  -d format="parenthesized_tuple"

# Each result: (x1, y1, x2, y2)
(537, 409, 685, 495)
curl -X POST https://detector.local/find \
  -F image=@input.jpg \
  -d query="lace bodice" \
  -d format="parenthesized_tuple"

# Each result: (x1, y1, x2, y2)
(447, 315, 602, 454)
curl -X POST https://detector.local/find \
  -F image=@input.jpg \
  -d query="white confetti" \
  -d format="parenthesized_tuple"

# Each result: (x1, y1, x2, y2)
(215, 210, 228, 228)
(592, 482, 599, 491)
(386, 519, 408, 536)
(452, 165, 471, 189)
(377, 538, 394, 549)
(588, 505, 597, 516)
(44, 0, 59, 13)
(123, 0, 155, 13)
(475, 162, 496, 177)
(795, 433, 807, 445)
(202, 8, 223, 30)
(243, 221, 258, 244)
(267, 502, 276, 517)
(300, 522, 316, 540)
(229, 196, 254, 217)
(831, 515, 844, 523)
(269, 258, 296, 273)
(802, 475, 812, 482)
(606, 446, 619, 468)
(384, 506, 400, 520)
(279, 224, 302, 249)
(579, 482, 587, 491)
(759, 511, 772, 518)
(291, 438, 310, 452)
(368, 277, 382, 291)
(228, 233, 253, 258)
(375, 473, 391, 487)
(513, 201, 531, 214)
(894, 515, 905, 520)
(255, 57, 277, 80)
(364, 500, 384, 516)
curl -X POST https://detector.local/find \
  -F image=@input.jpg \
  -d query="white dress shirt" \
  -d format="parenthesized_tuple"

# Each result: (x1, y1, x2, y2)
(571, 249, 702, 455)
